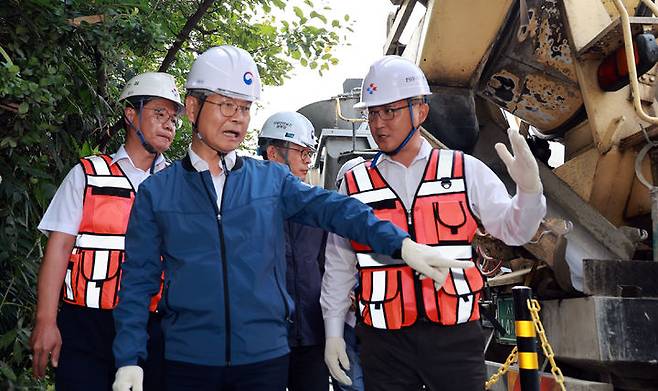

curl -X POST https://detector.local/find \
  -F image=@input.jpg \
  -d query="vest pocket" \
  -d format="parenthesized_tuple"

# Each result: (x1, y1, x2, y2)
(358, 267, 415, 330)
(62, 252, 80, 303)
(421, 266, 485, 325)
(78, 250, 122, 309)
(432, 200, 467, 236)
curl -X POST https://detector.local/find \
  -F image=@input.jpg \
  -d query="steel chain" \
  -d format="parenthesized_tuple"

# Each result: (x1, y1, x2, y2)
(527, 299, 566, 390)
(484, 346, 518, 390)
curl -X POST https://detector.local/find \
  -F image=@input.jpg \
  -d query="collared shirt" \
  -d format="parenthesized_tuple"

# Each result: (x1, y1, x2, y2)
(321, 138, 547, 337)
(188, 146, 236, 210)
(38, 145, 166, 236)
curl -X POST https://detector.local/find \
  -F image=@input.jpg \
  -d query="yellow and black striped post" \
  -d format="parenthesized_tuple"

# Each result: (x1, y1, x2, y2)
(512, 286, 539, 391)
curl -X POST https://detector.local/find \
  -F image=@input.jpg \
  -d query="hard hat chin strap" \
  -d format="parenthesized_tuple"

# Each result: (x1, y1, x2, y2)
(370, 99, 419, 167)
(192, 94, 230, 177)
(125, 100, 159, 174)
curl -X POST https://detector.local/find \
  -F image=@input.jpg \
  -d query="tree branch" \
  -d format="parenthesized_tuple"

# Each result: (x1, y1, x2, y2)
(100, 0, 217, 150)
(94, 45, 107, 101)
(158, 0, 217, 72)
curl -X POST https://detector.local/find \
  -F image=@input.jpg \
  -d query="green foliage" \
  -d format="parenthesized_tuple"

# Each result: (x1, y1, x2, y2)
(0, 0, 351, 387)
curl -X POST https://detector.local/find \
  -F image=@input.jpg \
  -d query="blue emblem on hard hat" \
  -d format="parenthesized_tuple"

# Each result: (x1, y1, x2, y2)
(243, 71, 253, 85)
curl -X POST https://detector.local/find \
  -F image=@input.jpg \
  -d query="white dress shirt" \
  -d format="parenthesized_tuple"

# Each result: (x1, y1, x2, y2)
(38, 145, 166, 236)
(321, 139, 547, 337)
(188, 146, 236, 209)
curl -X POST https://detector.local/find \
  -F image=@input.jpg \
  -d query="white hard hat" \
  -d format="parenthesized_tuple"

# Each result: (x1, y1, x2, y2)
(336, 156, 366, 187)
(119, 72, 183, 110)
(185, 45, 261, 102)
(258, 111, 317, 150)
(354, 56, 430, 109)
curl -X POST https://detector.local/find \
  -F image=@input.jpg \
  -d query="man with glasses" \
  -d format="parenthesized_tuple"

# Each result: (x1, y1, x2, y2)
(111, 46, 472, 391)
(322, 55, 546, 391)
(257, 111, 329, 391)
(30, 72, 183, 390)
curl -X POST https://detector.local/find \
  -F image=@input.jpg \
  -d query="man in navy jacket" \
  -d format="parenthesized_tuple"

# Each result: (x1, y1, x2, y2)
(257, 111, 330, 391)
(112, 46, 472, 391)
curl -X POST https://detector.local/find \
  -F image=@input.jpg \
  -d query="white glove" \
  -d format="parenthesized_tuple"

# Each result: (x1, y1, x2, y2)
(325, 336, 352, 386)
(112, 365, 143, 391)
(401, 238, 474, 290)
(495, 128, 542, 193)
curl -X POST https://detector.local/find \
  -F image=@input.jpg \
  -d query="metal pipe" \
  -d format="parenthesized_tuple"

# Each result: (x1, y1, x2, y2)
(612, 0, 658, 125)
(335, 97, 367, 123)
(512, 286, 540, 391)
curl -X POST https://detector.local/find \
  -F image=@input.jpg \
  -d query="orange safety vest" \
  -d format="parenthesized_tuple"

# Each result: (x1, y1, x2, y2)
(345, 149, 485, 329)
(62, 154, 162, 311)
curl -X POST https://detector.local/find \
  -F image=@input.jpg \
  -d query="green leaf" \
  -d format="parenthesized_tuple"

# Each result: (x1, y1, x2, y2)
(304, 0, 314, 7)
(291, 50, 301, 60)
(18, 102, 29, 115)
(300, 58, 308, 66)
(272, 0, 286, 9)
(310, 61, 317, 69)
(0, 362, 16, 382)
(332, 19, 340, 28)
(0, 329, 17, 350)
(310, 12, 327, 24)
(344, 14, 350, 21)
(321, 53, 331, 60)
(293, 6, 304, 19)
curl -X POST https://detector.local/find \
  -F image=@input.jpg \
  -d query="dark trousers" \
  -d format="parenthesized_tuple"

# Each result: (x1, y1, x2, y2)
(55, 303, 164, 391)
(357, 320, 486, 391)
(164, 354, 289, 391)
(288, 344, 329, 391)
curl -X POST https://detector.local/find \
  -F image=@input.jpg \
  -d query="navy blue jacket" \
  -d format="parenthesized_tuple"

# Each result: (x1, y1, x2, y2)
(113, 154, 408, 367)
(285, 221, 327, 347)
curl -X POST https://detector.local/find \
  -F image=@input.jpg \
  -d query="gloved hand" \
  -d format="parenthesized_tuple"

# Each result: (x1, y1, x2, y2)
(112, 365, 143, 391)
(401, 238, 474, 290)
(325, 336, 352, 386)
(495, 128, 542, 193)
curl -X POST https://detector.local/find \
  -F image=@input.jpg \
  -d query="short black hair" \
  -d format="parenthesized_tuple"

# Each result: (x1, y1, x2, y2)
(257, 138, 290, 160)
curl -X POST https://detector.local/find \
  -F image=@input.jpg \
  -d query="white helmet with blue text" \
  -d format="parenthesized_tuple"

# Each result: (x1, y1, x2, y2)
(185, 45, 261, 102)
(258, 111, 317, 150)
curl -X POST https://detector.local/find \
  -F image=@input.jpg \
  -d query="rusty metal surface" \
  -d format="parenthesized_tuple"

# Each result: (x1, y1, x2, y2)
(478, 0, 583, 133)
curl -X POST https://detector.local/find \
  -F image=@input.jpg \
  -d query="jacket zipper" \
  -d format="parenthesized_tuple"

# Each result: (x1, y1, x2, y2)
(218, 179, 231, 366)
(200, 171, 232, 366)
(407, 206, 428, 320)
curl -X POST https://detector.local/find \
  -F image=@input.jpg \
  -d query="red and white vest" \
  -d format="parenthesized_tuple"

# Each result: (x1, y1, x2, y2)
(62, 154, 161, 311)
(345, 149, 485, 329)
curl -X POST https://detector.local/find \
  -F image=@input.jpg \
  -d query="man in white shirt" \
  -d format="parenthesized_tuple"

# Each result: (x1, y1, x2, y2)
(321, 56, 546, 390)
(29, 72, 183, 391)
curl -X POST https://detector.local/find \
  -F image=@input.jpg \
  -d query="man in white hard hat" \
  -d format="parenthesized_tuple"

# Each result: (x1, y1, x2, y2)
(29, 72, 183, 390)
(257, 111, 330, 391)
(111, 46, 472, 391)
(321, 55, 547, 390)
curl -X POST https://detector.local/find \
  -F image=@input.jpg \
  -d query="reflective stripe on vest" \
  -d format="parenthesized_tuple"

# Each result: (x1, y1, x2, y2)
(346, 149, 485, 329)
(63, 154, 162, 311)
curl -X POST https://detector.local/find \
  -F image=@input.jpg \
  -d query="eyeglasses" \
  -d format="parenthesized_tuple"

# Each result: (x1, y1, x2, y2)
(277, 146, 315, 160)
(204, 100, 252, 117)
(143, 107, 182, 128)
(366, 106, 408, 121)
(366, 100, 424, 121)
